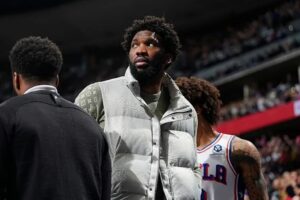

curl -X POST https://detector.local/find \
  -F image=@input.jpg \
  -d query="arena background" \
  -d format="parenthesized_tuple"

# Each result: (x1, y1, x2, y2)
(1, 0, 300, 198)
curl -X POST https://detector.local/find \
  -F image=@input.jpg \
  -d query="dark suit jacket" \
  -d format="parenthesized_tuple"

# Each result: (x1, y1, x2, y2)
(0, 90, 111, 200)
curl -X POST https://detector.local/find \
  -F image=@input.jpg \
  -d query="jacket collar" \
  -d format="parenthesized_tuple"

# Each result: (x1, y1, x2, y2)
(124, 67, 192, 114)
(125, 67, 141, 96)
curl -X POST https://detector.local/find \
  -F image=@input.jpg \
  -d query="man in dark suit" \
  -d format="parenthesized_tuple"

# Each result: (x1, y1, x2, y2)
(0, 36, 111, 200)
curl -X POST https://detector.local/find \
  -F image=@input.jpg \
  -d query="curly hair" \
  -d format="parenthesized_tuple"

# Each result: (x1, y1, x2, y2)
(175, 77, 222, 125)
(121, 16, 181, 62)
(9, 36, 63, 82)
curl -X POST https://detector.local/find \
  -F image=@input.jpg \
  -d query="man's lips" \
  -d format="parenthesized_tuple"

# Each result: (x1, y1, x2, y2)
(134, 57, 149, 67)
(135, 61, 148, 67)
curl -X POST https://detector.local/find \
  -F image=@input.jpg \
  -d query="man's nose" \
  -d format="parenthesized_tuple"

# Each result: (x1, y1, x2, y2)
(136, 44, 147, 55)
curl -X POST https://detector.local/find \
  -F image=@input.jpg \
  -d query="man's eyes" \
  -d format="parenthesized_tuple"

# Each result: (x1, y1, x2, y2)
(130, 42, 157, 48)
(131, 44, 138, 48)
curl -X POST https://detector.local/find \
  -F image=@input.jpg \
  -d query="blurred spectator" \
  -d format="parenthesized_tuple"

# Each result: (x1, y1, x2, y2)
(2, 0, 300, 103)
(250, 134, 300, 199)
(172, 0, 300, 82)
(219, 81, 300, 122)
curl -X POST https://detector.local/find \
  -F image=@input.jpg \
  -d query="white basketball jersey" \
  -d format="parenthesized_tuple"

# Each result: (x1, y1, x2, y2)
(197, 133, 245, 200)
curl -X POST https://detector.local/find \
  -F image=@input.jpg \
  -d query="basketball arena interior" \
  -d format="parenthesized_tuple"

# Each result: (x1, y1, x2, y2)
(1, 0, 300, 198)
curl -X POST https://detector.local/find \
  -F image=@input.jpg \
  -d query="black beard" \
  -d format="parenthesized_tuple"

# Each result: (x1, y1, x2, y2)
(129, 60, 163, 85)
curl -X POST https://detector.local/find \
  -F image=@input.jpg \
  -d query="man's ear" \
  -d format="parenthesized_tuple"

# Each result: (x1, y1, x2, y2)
(13, 72, 20, 89)
(166, 54, 172, 64)
(163, 54, 173, 70)
(12, 72, 21, 95)
(55, 75, 59, 87)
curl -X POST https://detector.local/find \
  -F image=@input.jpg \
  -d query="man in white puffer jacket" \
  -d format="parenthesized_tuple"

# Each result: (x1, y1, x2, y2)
(75, 16, 201, 200)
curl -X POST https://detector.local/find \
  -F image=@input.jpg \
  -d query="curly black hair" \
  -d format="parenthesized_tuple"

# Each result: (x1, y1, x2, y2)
(9, 36, 63, 82)
(121, 16, 181, 62)
(175, 77, 222, 125)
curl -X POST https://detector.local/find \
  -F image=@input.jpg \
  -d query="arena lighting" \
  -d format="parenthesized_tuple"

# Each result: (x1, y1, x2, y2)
(216, 100, 300, 135)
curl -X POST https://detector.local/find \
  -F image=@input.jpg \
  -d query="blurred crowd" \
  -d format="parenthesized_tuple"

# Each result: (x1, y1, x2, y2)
(253, 134, 300, 199)
(271, 170, 300, 200)
(220, 80, 300, 122)
(2, 0, 300, 102)
(175, 0, 300, 80)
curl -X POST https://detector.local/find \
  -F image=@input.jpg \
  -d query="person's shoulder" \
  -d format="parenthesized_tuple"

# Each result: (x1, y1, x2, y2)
(232, 136, 258, 153)
(0, 95, 30, 121)
(75, 82, 103, 100)
(60, 99, 105, 136)
(231, 136, 261, 170)
(81, 82, 102, 92)
(60, 96, 101, 121)
(60, 96, 89, 112)
(0, 95, 27, 111)
(78, 77, 125, 94)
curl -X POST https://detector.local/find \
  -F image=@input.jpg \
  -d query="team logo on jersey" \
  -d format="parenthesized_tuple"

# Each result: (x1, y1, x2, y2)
(213, 144, 222, 153)
(201, 163, 227, 185)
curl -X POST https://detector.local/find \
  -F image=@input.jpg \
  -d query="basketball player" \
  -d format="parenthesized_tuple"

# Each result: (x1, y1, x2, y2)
(176, 77, 268, 200)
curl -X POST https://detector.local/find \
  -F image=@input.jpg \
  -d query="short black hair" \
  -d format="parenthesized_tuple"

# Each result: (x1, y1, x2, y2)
(176, 77, 222, 125)
(121, 16, 181, 61)
(9, 36, 63, 82)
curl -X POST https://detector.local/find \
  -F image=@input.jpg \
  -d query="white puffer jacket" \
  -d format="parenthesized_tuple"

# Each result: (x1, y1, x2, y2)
(98, 69, 200, 200)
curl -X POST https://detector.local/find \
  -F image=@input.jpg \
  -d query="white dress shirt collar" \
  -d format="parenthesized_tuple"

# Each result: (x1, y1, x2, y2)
(24, 85, 58, 95)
